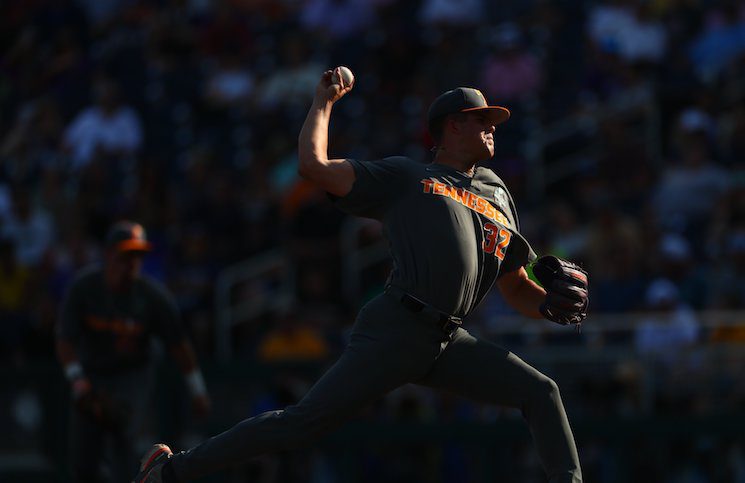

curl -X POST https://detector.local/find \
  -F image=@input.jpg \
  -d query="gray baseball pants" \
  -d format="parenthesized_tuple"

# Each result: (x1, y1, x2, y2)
(71, 367, 151, 483)
(170, 293, 582, 482)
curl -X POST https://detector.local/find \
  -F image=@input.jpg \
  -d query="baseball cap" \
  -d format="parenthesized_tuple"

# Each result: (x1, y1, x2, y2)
(427, 87, 511, 137)
(106, 221, 152, 253)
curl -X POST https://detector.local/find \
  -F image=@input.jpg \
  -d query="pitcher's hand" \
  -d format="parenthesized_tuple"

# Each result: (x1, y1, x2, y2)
(314, 67, 354, 105)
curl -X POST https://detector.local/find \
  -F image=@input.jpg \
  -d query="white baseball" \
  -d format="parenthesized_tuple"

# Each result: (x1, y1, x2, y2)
(332, 66, 354, 87)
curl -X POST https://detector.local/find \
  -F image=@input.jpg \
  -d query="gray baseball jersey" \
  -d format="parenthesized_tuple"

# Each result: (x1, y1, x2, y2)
(333, 156, 536, 317)
(58, 266, 186, 374)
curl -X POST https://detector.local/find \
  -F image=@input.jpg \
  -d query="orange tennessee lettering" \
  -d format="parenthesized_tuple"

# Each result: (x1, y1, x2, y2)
(445, 185, 459, 201)
(468, 193, 478, 209)
(476, 197, 487, 214)
(484, 203, 496, 220)
(494, 210, 509, 226)
(419, 178, 513, 230)
(85, 315, 144, 336)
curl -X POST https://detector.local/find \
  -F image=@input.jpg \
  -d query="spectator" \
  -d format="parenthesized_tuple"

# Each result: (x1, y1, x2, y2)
(167, 224, 216, 352)
(62, 77, 143, 170)
(708, 230, 745, 310)
(1, 185, 54, 269)
(1, 98, 65, 182)
(256, 35, 323, 111)
(300, 0, 377, 40)
(653, 113, 730, 238)
(198, 3, 253, 58)
(0, 183, 12, 221)
(595, 118, 653, 212)
(585, 203, 646, 312)
(721, 105, 745, 166)
(203, 51, 255, 108)
(544, 200, 587, 261)
(479, 23, 543, 104)
(588, 0, 667, 64)
(0, 238, 34, 365)
(655, 233, 708, 310)
(419, 0, 483, 28)
(75, 0, 128, 28)
(672, 107, 718, 150)
(635, 278, 699, 363)
(256, 313, 330, 363)
(689, 4, 745, 83)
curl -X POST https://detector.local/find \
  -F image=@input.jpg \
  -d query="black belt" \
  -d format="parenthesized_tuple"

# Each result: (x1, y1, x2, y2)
(385, 286, 463, 336)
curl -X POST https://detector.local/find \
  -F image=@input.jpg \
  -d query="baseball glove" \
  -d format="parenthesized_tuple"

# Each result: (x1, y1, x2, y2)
(532, 255, 589, 326)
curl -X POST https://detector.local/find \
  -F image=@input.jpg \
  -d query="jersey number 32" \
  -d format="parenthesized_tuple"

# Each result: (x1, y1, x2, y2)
(483, 222, 511, 260)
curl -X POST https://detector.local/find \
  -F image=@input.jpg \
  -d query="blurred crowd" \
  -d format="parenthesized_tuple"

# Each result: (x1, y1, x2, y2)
(1, 0, 745, 481)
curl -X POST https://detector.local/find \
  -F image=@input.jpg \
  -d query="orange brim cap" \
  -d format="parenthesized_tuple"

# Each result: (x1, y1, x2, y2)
(114, 239, 152, 252)
(461, 105, 511, 125)
(428, 87, 511, 136)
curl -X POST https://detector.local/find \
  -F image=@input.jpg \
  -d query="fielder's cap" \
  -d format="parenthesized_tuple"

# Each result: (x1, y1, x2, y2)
(427, 87, 510, 136)
(106, 221, 152, 253)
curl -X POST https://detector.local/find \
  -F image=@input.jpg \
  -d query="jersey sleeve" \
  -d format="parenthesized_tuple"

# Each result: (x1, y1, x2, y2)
(331, 156, 411, 220)
(499, 231, 537, 276)
(498, 186, 537, 275)
(145, 279, 187, 346)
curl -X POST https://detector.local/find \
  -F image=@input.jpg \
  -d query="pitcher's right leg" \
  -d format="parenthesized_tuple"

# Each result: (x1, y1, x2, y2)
(168, 295, 444, 481)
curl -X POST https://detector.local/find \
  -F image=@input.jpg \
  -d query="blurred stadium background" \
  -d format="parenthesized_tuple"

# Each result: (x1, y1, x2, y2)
(1, 0, 745, 481)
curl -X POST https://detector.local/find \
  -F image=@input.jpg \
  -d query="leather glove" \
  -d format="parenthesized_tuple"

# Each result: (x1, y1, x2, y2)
(532, 255, 589, 326)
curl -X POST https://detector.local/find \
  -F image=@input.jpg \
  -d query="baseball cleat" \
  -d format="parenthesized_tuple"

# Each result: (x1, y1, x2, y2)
(132, 443, 173, 483)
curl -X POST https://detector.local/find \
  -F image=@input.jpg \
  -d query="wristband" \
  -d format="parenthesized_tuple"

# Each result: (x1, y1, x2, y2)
(185, 370, 207, 396)
(64, 362, 84, 382)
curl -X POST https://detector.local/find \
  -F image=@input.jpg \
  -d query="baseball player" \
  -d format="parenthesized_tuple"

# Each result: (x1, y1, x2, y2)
(56, 221, 211, 483)
(133, 69, 588, 483)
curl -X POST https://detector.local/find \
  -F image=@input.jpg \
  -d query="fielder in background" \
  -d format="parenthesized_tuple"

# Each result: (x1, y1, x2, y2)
(56, 221, 210, 483)
(133, 68, 588, 483)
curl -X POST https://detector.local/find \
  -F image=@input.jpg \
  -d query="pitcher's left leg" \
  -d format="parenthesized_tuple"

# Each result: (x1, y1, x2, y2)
(417, 328, 582, 483)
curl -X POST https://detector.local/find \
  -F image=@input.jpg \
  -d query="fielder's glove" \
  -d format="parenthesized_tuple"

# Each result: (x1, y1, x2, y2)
(532, 255, 589, 326)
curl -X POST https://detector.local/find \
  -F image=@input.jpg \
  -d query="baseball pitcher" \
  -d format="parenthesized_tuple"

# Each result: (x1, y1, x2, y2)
(133, 68, 588, 483)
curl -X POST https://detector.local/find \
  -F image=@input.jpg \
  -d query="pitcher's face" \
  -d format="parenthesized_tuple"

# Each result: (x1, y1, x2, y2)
(458, 112, 497, 160)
